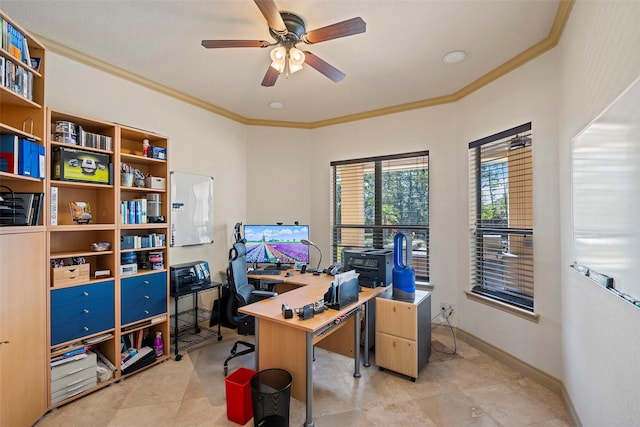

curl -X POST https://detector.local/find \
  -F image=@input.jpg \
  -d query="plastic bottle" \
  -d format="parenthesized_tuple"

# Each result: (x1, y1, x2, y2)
(153, 332, 163, 357)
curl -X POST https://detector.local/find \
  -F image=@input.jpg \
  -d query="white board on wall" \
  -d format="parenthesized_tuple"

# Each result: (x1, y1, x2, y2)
(170, 171, 214, 247)
(572, 76, 640, 302)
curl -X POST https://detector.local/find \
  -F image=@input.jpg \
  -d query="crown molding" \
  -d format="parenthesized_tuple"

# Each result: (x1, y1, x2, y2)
(37, 0, 574, 130)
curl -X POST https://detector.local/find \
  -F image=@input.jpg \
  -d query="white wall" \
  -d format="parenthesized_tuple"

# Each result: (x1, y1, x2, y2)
(455, 50, 562, 378)
(558, 1, 640, 425)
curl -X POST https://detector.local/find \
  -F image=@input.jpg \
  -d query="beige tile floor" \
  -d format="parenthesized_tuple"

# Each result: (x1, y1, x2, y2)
(35, 325, 573, 427)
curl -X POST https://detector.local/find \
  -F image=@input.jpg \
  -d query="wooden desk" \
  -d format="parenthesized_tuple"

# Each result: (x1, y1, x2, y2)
(241, 270, 385, 427)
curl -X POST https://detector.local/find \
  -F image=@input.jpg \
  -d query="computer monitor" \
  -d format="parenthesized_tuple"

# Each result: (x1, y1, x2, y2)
(243, 224, 310, 266)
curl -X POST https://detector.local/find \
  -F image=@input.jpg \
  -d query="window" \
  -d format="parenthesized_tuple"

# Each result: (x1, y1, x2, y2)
(330, 151, 429, 281)
(469, 123, 534, 311)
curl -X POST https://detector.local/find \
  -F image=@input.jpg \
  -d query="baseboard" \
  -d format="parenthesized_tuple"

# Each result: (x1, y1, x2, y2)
(452, 327, 582, 427)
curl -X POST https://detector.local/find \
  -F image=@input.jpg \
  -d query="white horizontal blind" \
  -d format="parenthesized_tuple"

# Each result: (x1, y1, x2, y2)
(469, 123, 534, 310)
(331, 151, 429, 281)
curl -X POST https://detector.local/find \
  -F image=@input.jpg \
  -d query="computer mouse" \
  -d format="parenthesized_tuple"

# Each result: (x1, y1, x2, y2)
(285, 272, 293, 277)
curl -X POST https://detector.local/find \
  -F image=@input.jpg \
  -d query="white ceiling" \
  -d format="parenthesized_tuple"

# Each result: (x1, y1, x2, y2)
(2, 0, 563, 125)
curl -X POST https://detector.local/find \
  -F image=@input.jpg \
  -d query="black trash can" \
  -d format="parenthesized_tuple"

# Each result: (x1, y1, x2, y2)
(250, 368, 292, 427)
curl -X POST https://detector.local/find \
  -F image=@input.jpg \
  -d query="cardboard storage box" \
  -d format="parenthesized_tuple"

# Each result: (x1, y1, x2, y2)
(144, 176, 166, 190)
(52, 147, 111, 184)
(147, 146, 166, 160)
(51, 264, 90, 287)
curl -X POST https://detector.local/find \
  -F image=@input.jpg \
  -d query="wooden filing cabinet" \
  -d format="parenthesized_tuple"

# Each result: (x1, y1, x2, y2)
(375, 289, 431, 381)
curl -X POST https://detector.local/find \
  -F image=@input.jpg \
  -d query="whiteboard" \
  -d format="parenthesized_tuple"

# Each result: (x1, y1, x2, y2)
(571, 76, 640, 302)
(170, 172, 214, 247)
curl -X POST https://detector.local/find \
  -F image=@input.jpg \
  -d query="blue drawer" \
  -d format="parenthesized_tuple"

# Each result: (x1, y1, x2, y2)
(51, 297, 114, 328)
(51, 281, 114, 309)
(51, 315, 115, 346)
(51, 281, 115, 346)
(121, 272, 167, 325)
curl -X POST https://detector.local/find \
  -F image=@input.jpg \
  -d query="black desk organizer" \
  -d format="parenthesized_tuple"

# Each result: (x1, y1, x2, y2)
(324, 278, 360, 310)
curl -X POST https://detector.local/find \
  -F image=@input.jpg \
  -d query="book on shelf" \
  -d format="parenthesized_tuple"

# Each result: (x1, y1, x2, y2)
(121, 346, 153, 370)
(0, 136, 43, 178)
(96, 350, 116, 372)
(0, 56, 4, 88)
(51, 351, 88, 368)
(0, 133, 19, 174)
(30, 56, 40, 72)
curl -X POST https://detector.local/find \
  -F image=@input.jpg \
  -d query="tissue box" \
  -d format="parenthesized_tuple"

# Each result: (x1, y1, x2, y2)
(144, 176, 166, 190)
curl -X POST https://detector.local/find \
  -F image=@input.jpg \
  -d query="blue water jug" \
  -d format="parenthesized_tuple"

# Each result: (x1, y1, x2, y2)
(392, 232, 415, 301)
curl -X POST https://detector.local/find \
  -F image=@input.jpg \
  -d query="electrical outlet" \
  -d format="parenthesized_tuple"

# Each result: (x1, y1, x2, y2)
(440, 303, 454, 321)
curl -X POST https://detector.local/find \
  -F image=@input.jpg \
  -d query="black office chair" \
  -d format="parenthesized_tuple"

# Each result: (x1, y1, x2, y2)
(223, 241, 279, 376)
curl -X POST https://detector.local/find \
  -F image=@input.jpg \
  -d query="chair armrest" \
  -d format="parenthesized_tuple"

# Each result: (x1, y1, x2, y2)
(252, 290, 278, 298)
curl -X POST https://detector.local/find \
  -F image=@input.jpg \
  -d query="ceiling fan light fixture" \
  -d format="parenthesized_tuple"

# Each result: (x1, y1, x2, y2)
(288, 47, 305, 73)
(270, 46, 286, 72)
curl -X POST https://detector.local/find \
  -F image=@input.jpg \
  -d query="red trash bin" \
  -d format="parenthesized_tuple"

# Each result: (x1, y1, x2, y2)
(225, 367, 257, 424)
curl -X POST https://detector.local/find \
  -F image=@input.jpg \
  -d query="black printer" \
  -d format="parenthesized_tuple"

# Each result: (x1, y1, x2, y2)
(342, 248, 393, 288)
(170, 260, 211, 295)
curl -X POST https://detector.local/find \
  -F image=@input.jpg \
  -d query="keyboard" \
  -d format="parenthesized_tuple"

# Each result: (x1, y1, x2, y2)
(249, 269, 282, 276)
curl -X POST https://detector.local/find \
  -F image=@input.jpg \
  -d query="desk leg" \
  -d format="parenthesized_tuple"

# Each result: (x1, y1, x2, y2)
(305, 332, 314, 427)
(353, 308, 361, 378)
(363, 301, 370, 367)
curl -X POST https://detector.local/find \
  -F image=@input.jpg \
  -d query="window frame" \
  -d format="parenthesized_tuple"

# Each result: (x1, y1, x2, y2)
(330, 150, 430, 282)
(468, 123, 534, 311)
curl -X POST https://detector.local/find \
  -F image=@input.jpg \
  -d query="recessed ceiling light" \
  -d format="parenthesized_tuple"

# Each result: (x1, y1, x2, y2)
(442, 50, 467, 64)
(268, 101, 285, 109)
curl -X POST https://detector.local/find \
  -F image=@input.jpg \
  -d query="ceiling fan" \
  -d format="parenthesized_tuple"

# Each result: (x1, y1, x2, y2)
(201, 0, 366, 87)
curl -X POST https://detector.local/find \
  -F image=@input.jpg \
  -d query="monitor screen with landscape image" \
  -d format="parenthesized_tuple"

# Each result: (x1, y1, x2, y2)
(243, 224, 310, 265)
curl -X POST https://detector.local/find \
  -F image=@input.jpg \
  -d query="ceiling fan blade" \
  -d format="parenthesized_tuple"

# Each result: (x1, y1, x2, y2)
(201, 40, 270, 48)
(303, 52, 345, 83)
(302, 17, 366, 44)
(254, 0, 287, 35)
(261, 65, 280, 87)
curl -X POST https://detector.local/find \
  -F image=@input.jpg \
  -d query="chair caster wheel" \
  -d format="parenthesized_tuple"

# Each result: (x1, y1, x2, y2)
(379, 367, 384, 371)
(175, 354, 182, 361)
(195, 327, 201, 334)
(224, 367, 228, 376)
(217, 336, 223, 341)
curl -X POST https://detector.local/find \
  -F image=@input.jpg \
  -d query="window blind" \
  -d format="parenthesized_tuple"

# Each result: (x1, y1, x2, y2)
(330, 151, 429, 281)
(469, 123, 534, 310)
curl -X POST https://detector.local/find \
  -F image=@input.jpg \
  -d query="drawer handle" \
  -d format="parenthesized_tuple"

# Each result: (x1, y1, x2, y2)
(144, 310, 150, 314)
(83, 292, 89, 296)
(393, 341, 396, 347)
(144, 280, 150, 285)
(393, 306, 396, 312)
(144, 295, 150, 299)
(0, 340, 9, 345)
(83, 326, 89, 331)
(83, 309, 90, 314)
